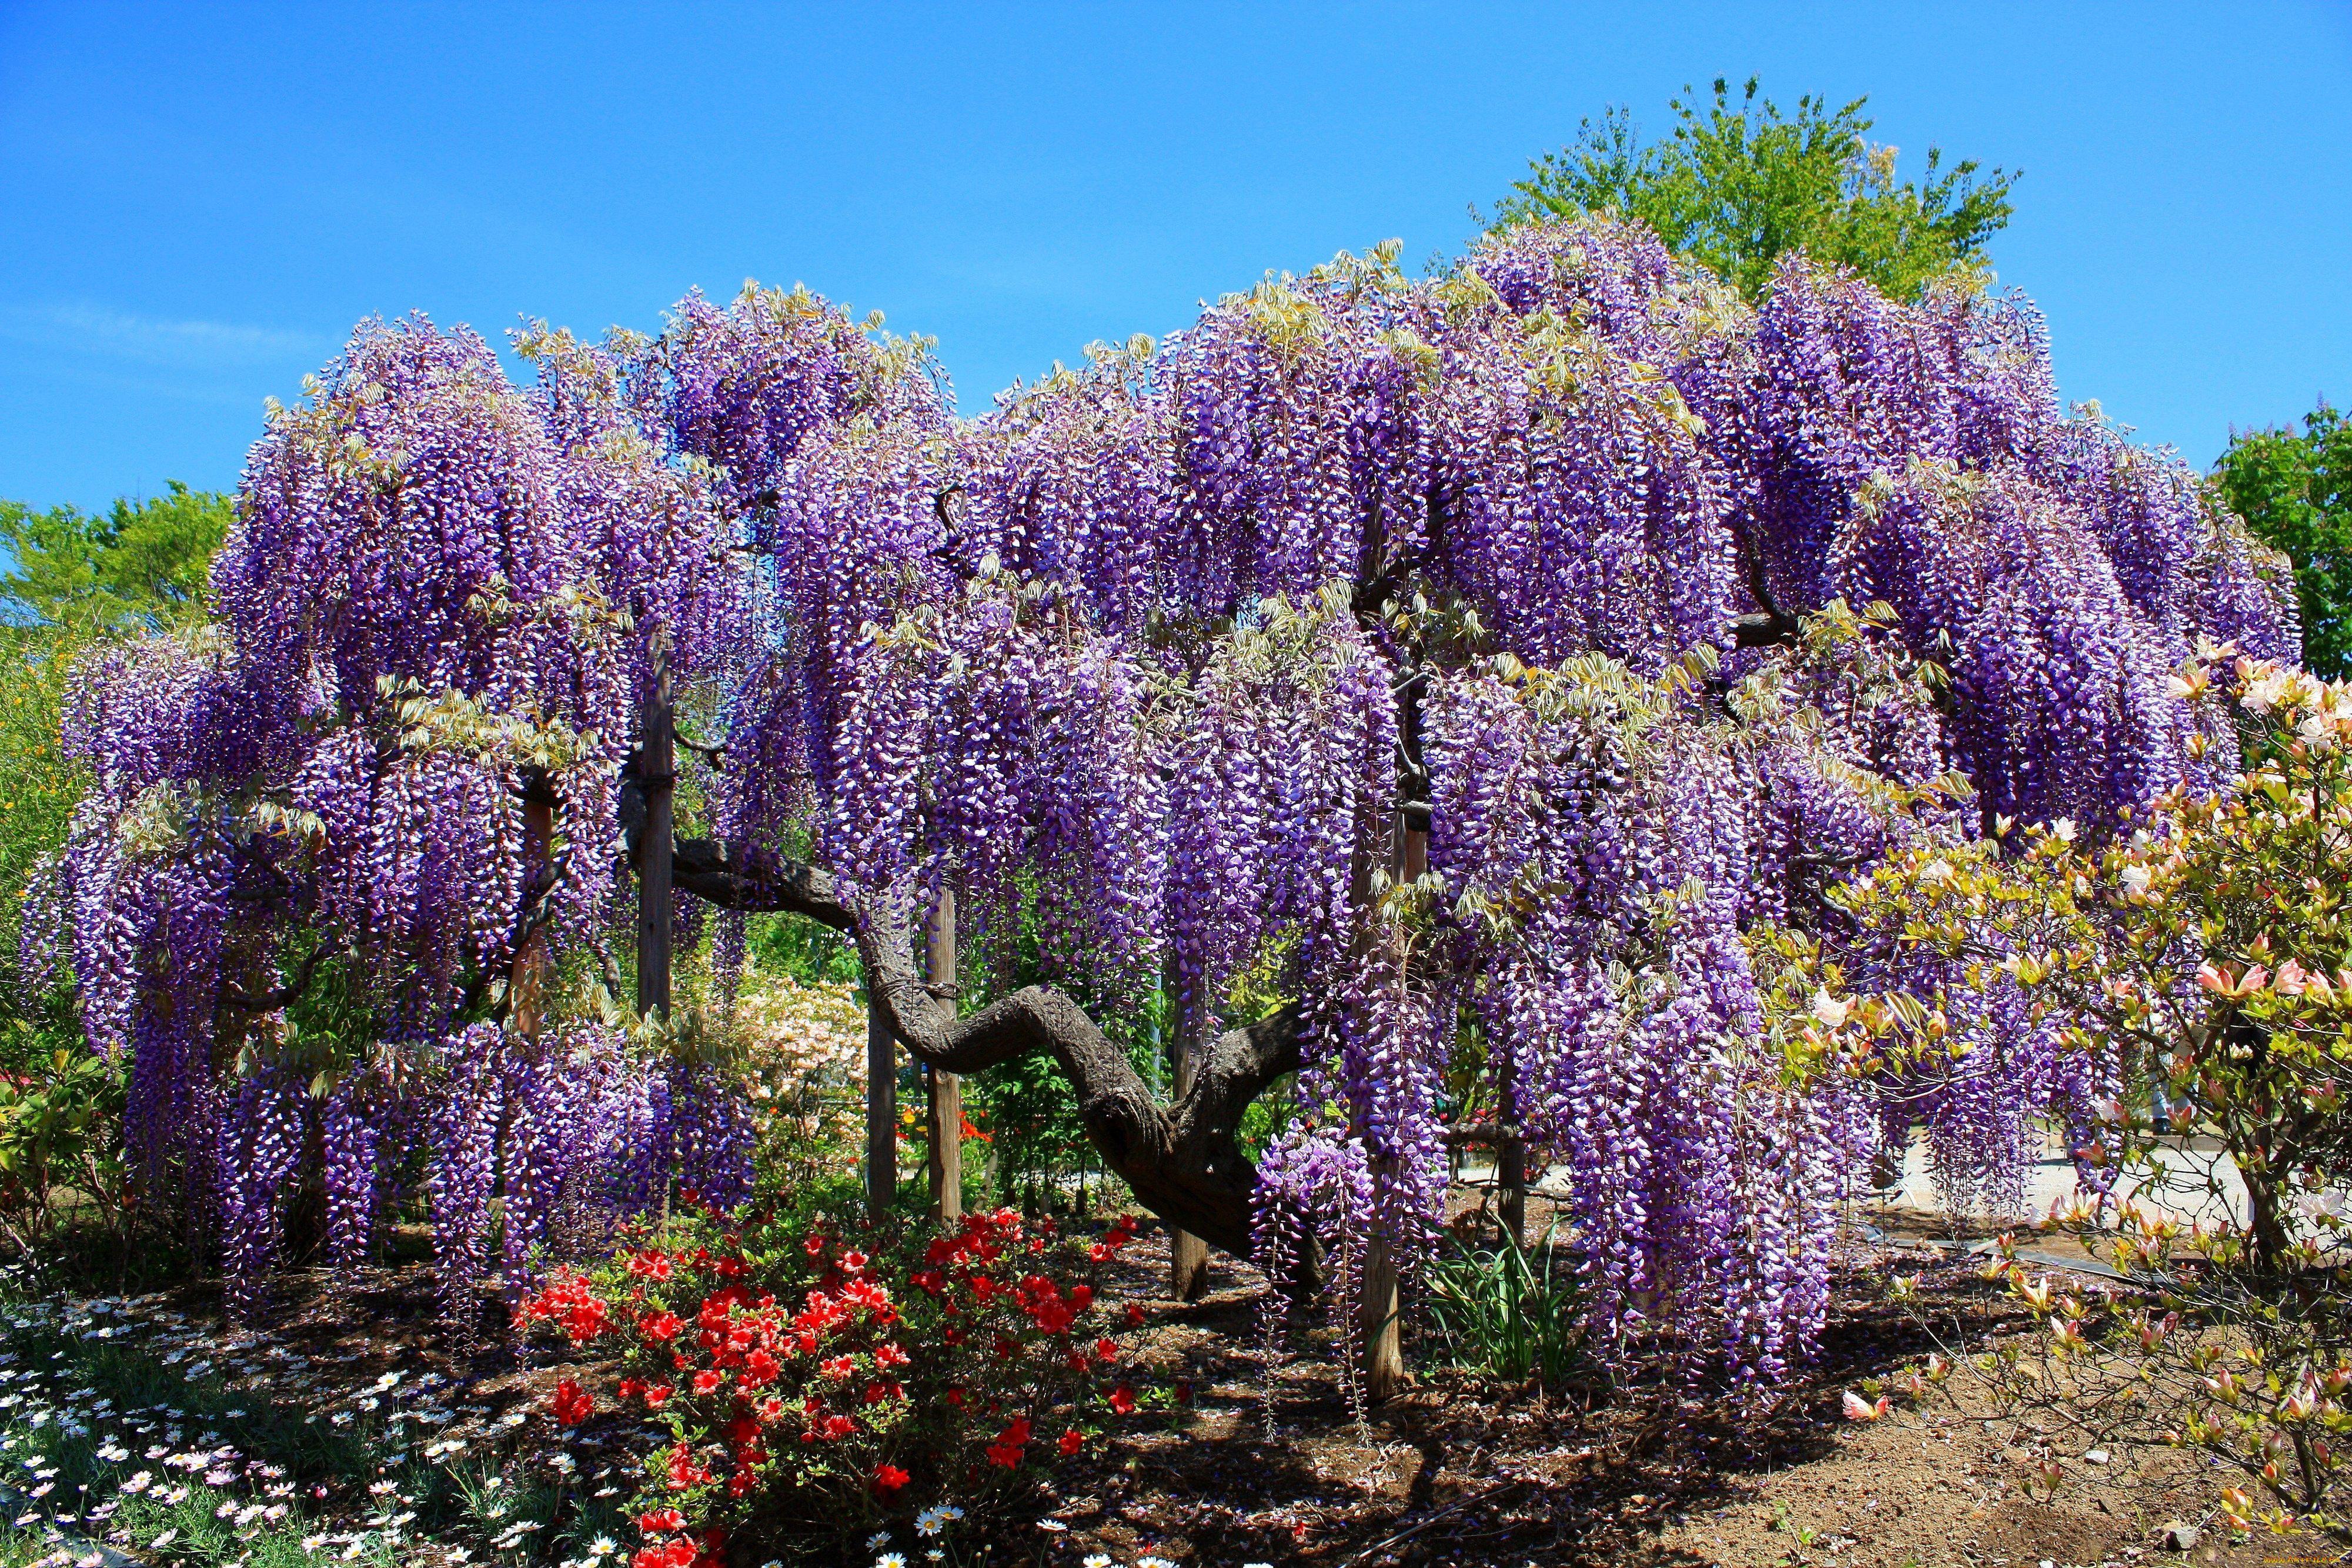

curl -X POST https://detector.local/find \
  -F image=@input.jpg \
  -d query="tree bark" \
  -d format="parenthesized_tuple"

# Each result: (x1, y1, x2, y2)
(851, 900, 1301, 1258)
(608, 831, 1304, 1258)
(633, 651, 674, 1021)
(925, 887, 961, 1224)
(866, 989, 897, 1221)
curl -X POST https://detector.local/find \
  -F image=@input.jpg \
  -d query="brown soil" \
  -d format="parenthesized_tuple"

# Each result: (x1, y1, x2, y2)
(76, 1214, 2337, 1568)
(1034, 1219, 2331, 1568)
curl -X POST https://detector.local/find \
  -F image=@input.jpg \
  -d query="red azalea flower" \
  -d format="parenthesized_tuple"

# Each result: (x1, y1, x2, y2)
(1124, 1302, 1146, 1328)
(643, 1383, 673, 1407)
(637, 1507, 684, 1534)
(692, 1369, 724, 1395)
(873, 1463, 910, 1492)
(819, 1355, 854, 1382)
(1107, 1383, 1137, 1415)
(665, 1442, 708, 1490)
(550, 1378, 593, 1426)
(1094, 1337, 1117, 1362)
(639, 1310, 683, 1342)
(1058, 1428, 1084, 1456)
(873, 1341, 910, 1368)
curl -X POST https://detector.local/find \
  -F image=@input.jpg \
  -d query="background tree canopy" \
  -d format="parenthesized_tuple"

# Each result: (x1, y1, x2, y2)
(0, 482, 231, 1025)
(1491, 76, 2020, 302)
(0, 481, 231, 638)
(2213, 401, 2351, 678)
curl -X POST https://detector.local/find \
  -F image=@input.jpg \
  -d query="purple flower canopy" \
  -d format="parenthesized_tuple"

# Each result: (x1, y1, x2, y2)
(41, 222, 2293, 1370)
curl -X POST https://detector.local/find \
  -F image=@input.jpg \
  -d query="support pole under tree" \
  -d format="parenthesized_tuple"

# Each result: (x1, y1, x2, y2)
(925, 887, 962, 1223)
(509, 790, 556, 1039)
(1355, 809, 1425, 1405)
(1168, 1001, 1211, 1301)
(634, 644, 674, 1021)
(866, 992, 897, 1221)
(1498, 1134, 1526, 1249)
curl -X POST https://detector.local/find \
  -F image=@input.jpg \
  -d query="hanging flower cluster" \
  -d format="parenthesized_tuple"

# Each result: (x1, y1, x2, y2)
(47, 219, 2297, 1378)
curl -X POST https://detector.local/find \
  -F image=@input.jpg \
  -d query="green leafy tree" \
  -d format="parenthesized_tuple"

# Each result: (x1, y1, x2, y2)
(0, 480, 232, 637)
(1491, 76, 2020, 302)
(0, 483, 228, 1259)
(2213, 402, 2352, 678)
(0, 484, 232, 1017)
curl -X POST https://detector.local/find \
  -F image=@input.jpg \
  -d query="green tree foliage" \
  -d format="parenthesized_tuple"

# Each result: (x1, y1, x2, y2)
(0, 483, 228, 1258)
(0, 484, 231, 1015)
(0, 480, 232, 637)
(1491, 76, 2020, 302)
(2213, 402, 2352, 678)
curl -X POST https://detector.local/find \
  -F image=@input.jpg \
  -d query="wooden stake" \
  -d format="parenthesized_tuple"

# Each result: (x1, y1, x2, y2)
(926, 887, 961, 1223)
(1168, 1011, 1211, 1302)
(1498, 1135, 1526, 1249)
(509, 793, 554, 1040)
(634, 646, 674, 1022)
(1355, 811, 1426, 1403)
(866, 990, 896, 1221)
(1360, 1155, 1406, 1405)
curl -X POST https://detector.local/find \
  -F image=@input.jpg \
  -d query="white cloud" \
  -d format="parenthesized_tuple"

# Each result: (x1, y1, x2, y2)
(0, 302, 325, 367)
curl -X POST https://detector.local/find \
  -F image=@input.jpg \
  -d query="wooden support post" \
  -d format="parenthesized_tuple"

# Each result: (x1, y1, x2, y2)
(1167, 996, 1211, 1301)
(1499, 1135, 1526, 1249)
(634, 649, 674, 1022)
(509, 793, 554, 1040)
(1356, 814, 1427, 1403)
(925, 887, 961, 1223)
(866, 992, 897, 1221)
(1359, 1154, 1406, 1405)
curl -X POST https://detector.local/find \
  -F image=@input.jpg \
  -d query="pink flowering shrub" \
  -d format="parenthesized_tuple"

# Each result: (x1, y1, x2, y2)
(522, 1203, 1145, 1563)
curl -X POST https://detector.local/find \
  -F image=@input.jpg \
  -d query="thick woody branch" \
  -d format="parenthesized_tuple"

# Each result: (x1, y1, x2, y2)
(616, 778, 1301, 1253)
(671, 840, 856, 930)
(854, 903, 1301, 1256)
(616, 771, 856, 931)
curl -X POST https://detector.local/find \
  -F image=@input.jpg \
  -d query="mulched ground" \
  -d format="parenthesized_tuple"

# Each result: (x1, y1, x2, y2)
(46, 1209, 2337, 1568)
(1036, 1217, 2322, 1568)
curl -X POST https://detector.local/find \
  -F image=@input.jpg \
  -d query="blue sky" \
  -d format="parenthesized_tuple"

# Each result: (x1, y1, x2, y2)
(2, 1, 2347, 511)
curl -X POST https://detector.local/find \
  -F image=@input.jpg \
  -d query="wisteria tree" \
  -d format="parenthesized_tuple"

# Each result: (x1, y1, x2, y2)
(41, 219, 2294, 1382)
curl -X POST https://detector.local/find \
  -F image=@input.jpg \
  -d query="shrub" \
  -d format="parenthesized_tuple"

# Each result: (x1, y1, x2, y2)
(521, 1203, 1145, 1564)
(1813, 647, 2352, 1536)
(1420, 1230, 1597, 1393)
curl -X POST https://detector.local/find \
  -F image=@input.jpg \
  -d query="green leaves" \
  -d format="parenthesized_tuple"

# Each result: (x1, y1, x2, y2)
(0, 480, 231, 639)
(1491, 77, 2020, 303)
(2214, 403, 2352, 679)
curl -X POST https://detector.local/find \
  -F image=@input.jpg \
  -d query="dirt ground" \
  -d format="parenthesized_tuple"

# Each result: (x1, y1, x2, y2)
(1041, 1215, 2334, 1568)
(56, 1208, 2340, 1568)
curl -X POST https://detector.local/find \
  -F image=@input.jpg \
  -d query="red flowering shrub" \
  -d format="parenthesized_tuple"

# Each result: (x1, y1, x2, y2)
(522, 1205, 1144, 1560)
